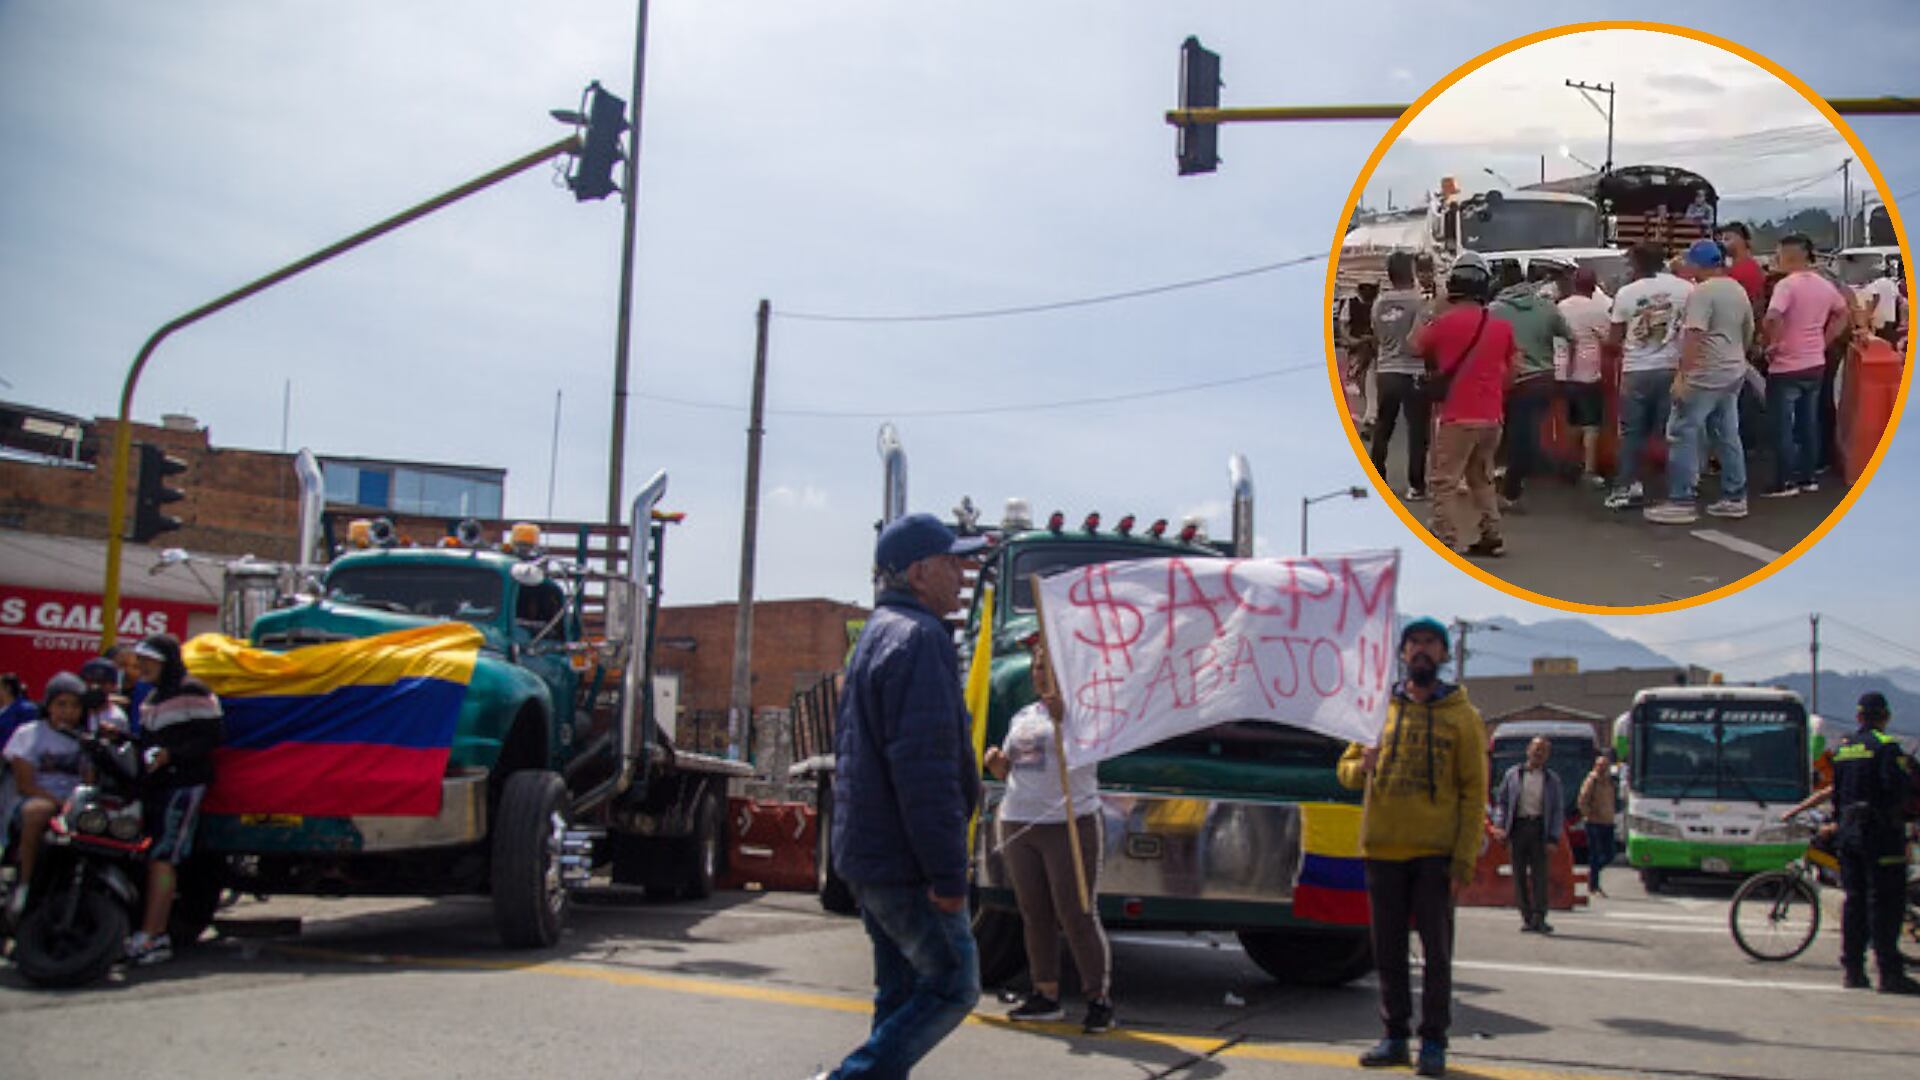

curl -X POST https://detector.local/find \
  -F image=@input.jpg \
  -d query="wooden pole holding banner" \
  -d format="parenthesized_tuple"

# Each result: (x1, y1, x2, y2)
(1028, 574, 1090, 916)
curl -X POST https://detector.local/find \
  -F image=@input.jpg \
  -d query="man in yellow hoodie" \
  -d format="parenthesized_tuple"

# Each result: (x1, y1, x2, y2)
(1337, 616, 1489, 1079)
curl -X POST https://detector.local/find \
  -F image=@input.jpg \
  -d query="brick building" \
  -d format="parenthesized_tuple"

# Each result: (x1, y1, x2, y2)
(654, 598, 867, 717)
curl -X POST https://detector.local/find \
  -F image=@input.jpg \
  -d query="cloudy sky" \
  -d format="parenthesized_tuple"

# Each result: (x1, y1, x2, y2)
(1, 2, 1915, 684)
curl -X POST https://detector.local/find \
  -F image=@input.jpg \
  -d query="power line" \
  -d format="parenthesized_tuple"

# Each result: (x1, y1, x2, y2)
(1631, 615, 1808, 650)
(1822, 615, 1920, 663)
(774, 252, 1325, 324)
(634, 362, 1322, 420)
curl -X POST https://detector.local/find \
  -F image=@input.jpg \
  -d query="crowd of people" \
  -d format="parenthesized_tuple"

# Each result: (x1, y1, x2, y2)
(0, 635, 224, 969)
(1340, 227, 1909, 557)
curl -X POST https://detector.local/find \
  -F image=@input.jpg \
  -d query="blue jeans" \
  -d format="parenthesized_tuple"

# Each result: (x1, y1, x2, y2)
(1665, 384, 1746, 503)
(832, 883, 981, 1079)
(1585, 823, 1617, 892)
(1767, 372, 1822, 489)
(1613, 369, 1672, 489)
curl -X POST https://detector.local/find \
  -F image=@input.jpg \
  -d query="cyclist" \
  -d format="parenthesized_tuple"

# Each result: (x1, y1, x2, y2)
(1829, 692, 1920, 993)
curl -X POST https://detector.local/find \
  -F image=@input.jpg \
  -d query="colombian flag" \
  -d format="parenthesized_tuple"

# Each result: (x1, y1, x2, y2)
(1293, 802, 1370, 926)
(186, 624, 482, 818)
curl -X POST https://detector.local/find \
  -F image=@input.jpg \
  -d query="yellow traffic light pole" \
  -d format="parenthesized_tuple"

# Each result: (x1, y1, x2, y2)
(1166, 97, 1920, 127)
(98, 134, 581, 650)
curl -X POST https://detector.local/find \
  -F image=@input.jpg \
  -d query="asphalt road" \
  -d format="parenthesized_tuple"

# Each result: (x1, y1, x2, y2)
(4, 872, 1915, 1080)
(1346, 395, 1847, 606)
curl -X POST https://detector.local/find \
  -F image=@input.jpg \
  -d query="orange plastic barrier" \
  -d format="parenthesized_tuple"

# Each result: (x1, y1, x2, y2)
(1456, 827, 1588, 910)
(1837, 336, 1903, 486)
(716, 797, 817, 892)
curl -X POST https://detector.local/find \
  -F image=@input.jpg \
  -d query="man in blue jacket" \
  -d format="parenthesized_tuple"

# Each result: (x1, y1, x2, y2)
(1489, 736, 1565, 934)
(824, 513, 986, 1079)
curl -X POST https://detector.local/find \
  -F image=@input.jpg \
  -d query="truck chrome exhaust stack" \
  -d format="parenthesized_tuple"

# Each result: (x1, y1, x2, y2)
(610, 469, 671, 802)
(293, 448, 326, 569)
(878, 422, 907, 525)
(1228, 453, 1254, 558)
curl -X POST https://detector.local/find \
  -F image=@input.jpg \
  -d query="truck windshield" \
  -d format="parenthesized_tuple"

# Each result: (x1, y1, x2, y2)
(1489, 737, 1596, 815)
(326, 565, 503, 623)
(1461, 200, 1600, 251)
(1632, 701, 1807, 803)
(1007, 542, 1171, 613)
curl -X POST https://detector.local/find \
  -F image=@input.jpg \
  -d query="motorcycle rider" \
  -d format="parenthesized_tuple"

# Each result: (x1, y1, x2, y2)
(4, 672, 93, 905)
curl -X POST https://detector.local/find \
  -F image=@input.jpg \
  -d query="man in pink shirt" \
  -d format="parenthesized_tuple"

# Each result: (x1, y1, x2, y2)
(1761, 234, 1850, 498)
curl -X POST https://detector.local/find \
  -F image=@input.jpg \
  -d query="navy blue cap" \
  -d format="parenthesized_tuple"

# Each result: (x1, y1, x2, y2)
(1684, 239, 1724, 269)
(875, 513, 987, 575)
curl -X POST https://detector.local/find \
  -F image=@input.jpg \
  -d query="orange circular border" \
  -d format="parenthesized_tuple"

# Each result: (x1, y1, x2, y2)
(1323, 19, 1915, 616)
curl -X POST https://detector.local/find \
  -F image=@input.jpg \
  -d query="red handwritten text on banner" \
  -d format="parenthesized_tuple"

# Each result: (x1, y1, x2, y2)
(1037, 552, 1399, 766)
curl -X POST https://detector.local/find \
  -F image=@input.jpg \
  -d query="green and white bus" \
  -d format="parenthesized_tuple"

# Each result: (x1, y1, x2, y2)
(1612, 687, 1827, 891)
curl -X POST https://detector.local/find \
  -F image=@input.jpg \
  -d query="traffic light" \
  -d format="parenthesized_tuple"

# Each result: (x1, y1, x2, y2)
(1177, 37, 1221, 175)
(569, 82, 629, 201)
(132, 442, 188, 543)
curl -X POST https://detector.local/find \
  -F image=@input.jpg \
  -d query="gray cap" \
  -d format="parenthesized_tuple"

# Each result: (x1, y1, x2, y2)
(42, 671, 85, 704)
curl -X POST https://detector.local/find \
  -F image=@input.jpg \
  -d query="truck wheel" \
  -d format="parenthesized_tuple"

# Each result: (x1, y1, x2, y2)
(168, 855, 225, 947)
(972, 903, 1026, 987)
(492, 770, 570, 948)
(1237, 930, 1373, 987)
(678, 791, 726, 900)
(816, 777, 856, 915)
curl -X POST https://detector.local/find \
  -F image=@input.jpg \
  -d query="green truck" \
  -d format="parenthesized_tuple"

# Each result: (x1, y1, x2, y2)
(182, 455, 748, 948)
(799, 426, 1373, 987)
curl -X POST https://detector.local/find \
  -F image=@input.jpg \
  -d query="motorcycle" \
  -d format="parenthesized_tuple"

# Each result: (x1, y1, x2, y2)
(5, 729, 152, 987)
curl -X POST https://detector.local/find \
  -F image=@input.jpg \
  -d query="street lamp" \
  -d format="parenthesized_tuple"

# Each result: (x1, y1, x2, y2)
(1300, 485, 1368, 555)
(1482, 166, 1516, 188)
(1560, 145, 1597, 172)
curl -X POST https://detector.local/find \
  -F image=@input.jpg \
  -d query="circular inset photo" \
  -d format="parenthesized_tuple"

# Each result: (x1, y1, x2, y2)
(1327, 24, 1910, 613)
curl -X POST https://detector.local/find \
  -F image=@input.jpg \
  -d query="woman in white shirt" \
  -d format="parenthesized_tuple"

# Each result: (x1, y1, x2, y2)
(983, 634, 1113, 1034)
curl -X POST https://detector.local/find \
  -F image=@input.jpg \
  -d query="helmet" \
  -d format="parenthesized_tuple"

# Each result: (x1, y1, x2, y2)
(1446, 251, 1491, 302)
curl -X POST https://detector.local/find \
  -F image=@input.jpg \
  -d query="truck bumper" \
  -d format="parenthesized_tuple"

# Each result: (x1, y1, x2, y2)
(975, 788, 1338, 928)
(199, 775, 490, 854)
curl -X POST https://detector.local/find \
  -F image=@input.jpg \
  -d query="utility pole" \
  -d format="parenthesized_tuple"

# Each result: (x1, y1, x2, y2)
(1564, 80, 1616, 175)
(605, 0, 652, 525)
(1810, 614, 1822, 715)
(1840, 158, 1854, 248)
(728, 299, 771, 761)
(546, 390, 563, 519)
(1540, 154, 1546, 184)
(1452, 618, 1471, 683)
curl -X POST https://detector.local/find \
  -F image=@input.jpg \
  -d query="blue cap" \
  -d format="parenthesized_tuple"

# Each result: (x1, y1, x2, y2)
(875, 513, 987, 575)
(1683, 239, 1724, 269)
(1401, 616, 1450, 649)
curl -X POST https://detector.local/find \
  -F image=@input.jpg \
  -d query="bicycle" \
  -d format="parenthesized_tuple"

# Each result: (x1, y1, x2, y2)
(1730, 815, 1920, 965)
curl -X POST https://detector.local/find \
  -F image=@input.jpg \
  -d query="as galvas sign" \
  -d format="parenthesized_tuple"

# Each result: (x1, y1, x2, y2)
(0, 583, 214, 692)
(1035, 552, 1399, 766)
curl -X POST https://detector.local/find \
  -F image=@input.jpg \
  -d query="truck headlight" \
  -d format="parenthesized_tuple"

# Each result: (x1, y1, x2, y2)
(1626, 814, 1681, 839)
(1752, 821, 1806, 844)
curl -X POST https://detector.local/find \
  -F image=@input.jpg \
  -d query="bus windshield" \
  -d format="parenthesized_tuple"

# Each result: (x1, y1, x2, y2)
(1461, 200, 1600, 251)
(1632, 700, 1807, 803)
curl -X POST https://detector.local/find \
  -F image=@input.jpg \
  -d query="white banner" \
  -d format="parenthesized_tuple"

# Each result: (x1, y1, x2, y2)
(1035, 551, 1400, 767)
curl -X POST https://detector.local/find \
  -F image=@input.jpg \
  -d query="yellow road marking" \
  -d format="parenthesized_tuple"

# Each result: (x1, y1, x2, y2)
(274, 944, 1629, 1079)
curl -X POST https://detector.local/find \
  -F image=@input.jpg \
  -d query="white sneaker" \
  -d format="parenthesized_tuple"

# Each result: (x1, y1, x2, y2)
(1706, 498, 1749, 519)
(1802, 479, 1820, 494)
(1644, 502, 1699, 525)
(1760, 484, 1800, 499)
(1403, 487, 1427, 502)
(1603, 481, 1643, 511)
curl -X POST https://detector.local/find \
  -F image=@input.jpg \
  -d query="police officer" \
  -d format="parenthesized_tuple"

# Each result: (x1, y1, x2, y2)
(1831, 691, 1920, 993)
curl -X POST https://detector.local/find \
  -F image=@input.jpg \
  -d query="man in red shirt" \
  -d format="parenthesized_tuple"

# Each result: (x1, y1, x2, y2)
(1411, 255, 1518, 557)
(1718, 222, 1766, 306)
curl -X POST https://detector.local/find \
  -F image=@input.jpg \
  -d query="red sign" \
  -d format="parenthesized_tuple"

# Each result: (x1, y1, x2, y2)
(0, 584, 216, 698)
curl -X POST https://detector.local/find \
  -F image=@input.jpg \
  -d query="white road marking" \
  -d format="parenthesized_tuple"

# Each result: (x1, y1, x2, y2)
(1691, 528, 1785, 563)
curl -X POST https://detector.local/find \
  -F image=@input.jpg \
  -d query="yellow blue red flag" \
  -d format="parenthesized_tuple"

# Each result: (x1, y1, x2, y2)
(185, 623, 482, 818)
